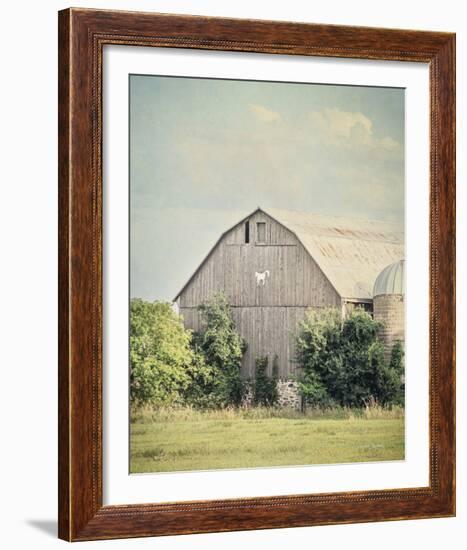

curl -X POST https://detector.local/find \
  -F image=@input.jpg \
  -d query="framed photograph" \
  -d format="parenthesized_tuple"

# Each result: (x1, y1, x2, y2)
(58, 8, 455, 541)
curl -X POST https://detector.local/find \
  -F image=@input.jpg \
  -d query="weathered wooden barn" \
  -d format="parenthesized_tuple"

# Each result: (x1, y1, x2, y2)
(174, 207, 404, 388)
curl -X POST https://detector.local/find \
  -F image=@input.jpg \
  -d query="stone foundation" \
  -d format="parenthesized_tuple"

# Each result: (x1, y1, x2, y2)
(276, 379, 301, 409)
(241, 379, 301, 409)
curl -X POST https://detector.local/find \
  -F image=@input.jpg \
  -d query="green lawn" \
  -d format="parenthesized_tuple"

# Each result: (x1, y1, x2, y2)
(130, 407, 405, 473)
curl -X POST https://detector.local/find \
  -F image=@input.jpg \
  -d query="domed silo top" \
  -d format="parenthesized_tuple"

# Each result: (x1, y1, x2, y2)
(373, 259, 405, 297)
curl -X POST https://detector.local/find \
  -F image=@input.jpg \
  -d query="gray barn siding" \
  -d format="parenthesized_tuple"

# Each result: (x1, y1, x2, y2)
(179, 211, 340, 309)
(232, 307, 309, 378)
(180, 306, 311, 378)
(178, 212, 340, 378)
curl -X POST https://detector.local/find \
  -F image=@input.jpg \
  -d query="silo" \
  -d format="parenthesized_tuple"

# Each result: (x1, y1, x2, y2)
(373, 260, 405, 359)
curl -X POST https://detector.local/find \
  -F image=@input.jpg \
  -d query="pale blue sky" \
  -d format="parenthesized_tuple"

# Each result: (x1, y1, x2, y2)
(130, 75, 404, 301)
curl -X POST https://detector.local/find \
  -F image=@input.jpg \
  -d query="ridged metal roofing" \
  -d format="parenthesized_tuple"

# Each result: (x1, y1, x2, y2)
(264, 208, 404, 301)
(373, 259, 405, 297)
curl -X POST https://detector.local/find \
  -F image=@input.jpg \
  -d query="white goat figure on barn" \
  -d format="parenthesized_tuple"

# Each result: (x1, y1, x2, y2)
(255, 270, 270, 286)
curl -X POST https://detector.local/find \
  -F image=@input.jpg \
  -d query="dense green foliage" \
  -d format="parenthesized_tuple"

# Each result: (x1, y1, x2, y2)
(130, 293, 247, 408)
(296, 307, 404, 408)
(388, 340, 405, 405)
(195, 292, 247, 407)
(130, 297, 404, 411)
(130, 299, 214, 407)
(253, 355, 279, 406)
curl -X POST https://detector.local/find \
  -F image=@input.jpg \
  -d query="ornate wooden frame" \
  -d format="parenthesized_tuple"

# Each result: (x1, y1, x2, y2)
(58, 7, 456, 541)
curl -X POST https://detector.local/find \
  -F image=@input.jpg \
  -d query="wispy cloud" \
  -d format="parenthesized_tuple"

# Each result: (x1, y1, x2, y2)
(309, 107, 401, 152)
(310, 108, 372, 140)
(249, 103, 281, 123)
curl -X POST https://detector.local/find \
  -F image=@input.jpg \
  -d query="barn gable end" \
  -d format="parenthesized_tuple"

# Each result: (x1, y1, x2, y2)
(176, 208, 343, 379)
(177, 209, 340, 310)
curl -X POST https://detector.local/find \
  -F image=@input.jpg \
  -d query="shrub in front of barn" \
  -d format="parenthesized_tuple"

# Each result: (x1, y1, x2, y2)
(296, 307, 404, 408)
(195, 292, 247, 407)
(387, 340, 405, 406)
(130, 293, 249, 409)
(129, 299, 211, 407)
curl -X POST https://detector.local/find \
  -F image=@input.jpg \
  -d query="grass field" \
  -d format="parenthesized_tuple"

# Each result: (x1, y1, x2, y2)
(130, 406, 405, 473)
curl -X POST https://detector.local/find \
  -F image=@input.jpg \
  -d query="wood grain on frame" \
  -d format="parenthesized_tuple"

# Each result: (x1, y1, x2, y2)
(58, 7, 455, 541)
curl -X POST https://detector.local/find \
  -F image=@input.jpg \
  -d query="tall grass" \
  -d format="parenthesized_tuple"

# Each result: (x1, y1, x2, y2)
(130, 403, 404, 424)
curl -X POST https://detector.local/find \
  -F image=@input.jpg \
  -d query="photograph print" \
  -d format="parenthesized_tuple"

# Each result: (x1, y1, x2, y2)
(129, 74, 405, 474)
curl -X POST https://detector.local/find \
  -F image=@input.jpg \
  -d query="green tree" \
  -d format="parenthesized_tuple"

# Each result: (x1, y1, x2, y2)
(130, 299, 212, 406)
(296, 308, 342, 407)
(180, 350, 218, 409)
(296, 307, 404, 408)
(196, 292, 246, 407)
(387, 340, 405, 406)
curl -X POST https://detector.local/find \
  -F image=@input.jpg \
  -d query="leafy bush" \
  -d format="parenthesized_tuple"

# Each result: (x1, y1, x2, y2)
(130, 293, 247, 409)
(253, 355, 279, 406)
(296, 307, 404, 408)
(180, 350, 218, 409)
(195, 292, 247, 407)
(388, 340, 405, 406)
(130, 299, 211, 407)
(295, 308, 342, 408)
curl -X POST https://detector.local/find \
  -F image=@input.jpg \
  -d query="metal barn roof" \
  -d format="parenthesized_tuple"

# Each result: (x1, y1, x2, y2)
(264, 208, 404, 301)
